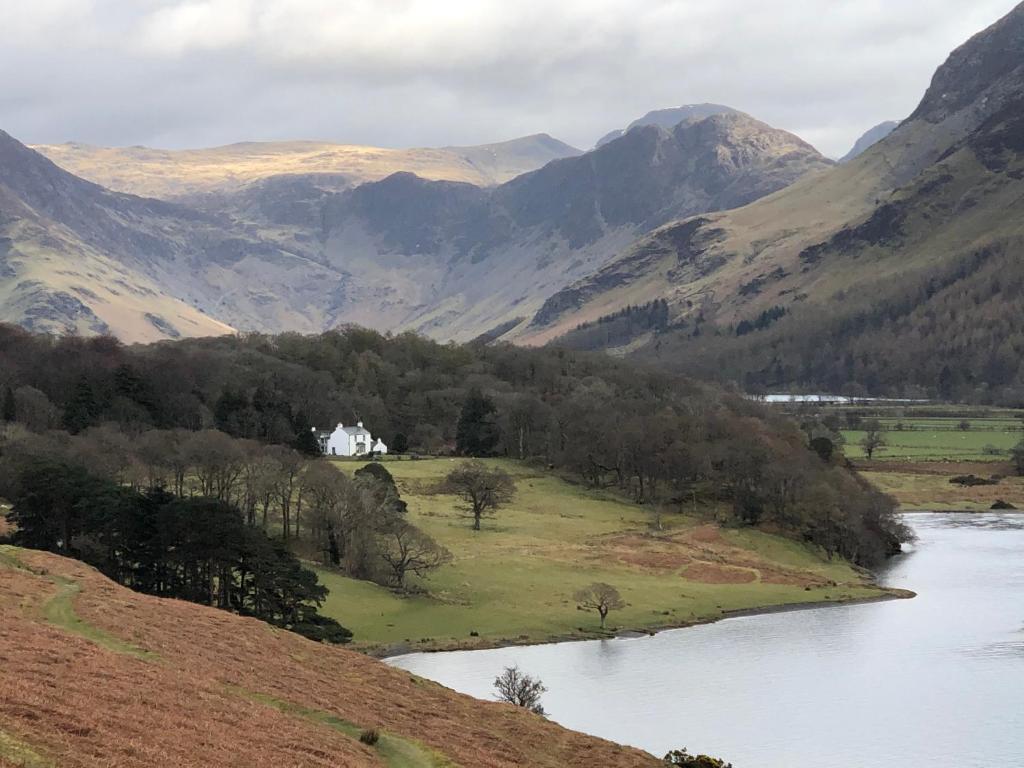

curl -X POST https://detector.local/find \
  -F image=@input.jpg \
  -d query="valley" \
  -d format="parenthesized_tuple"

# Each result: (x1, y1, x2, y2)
(4, 3, 1024, 767)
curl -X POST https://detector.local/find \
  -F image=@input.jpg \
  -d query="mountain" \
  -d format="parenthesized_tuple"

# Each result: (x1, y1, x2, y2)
(595, 103, 743, 147)
(32, 133, 582, 201)
(4, 111, 830, 344)
(534, 2, 1024, 400)
(839, 121, 899, 162)
(314, 111, 832, 340)
(0, 129, 244, 342)
(0, 544, 659, 768)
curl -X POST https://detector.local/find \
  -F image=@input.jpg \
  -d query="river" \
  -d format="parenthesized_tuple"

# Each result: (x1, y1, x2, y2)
(388, 513, 1024, 767)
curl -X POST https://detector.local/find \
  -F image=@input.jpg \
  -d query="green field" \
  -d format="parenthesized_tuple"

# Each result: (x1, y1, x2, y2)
(841, 417, 1022, 461)
(316, 459, 888, 653)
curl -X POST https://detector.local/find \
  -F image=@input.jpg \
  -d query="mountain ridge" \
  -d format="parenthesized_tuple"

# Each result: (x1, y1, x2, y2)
(532, 2, 1024, 399)
(3, 110, 831, 343)
(31, 133, 582, 201)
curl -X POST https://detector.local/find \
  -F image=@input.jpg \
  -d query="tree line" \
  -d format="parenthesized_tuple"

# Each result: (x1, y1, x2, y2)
(0, 423, 452, 592)
(0, 323, 909, 566)
(2, 454, 351, 643)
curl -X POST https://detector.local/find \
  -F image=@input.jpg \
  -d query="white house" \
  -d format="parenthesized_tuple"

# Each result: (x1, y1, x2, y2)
(313, 422, 388, 457)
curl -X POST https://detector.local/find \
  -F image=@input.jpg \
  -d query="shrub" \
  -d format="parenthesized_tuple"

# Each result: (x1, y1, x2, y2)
(663, 748, 733, 767)
(359, 729, 380, 746)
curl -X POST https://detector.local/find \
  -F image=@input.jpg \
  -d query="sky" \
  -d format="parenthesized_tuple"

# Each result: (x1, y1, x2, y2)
(0, 0, 1019, 158)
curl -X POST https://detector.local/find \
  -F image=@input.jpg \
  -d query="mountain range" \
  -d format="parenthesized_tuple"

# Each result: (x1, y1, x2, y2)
(4, 2, 1024, 399)
(0, 110, 831, 342)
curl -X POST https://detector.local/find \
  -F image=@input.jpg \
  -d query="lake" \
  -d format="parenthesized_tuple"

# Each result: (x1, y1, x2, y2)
(389, 513, 1024, 767)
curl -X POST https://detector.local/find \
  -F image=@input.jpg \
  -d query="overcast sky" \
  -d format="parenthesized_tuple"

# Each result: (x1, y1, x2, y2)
(0, 0, 1019, 158)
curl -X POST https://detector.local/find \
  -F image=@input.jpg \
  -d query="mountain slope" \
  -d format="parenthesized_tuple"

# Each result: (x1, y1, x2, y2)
(0, 544, 658, 767)
(32, 134, 582, 201)
(534, 2, 1024, 400)
(595, 104, 742, 147)
(0, 130, 242, 342)
(319, 111, 833, 341)
(7, 111, 826, 344)
(839, 121, 899, 162)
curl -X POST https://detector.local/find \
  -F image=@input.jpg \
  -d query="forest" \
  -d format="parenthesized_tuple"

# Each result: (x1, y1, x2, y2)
(642, 244, 1024, 403)
(0, 322, 909, 579)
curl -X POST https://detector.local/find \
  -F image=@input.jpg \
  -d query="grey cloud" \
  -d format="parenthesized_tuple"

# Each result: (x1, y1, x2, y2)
(0, 0, 1019, 157)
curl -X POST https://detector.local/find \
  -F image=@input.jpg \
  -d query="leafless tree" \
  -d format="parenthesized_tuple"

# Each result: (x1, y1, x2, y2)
(493, 665, 546, 716)
(859, 421, 887, 460)
(378, 522, 452, 588)
(574, 582, 626, 629)
(444, 460, 516, 530)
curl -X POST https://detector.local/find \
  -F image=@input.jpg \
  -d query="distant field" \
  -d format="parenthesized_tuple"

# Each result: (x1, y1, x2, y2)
(317, 459, 887, 653)
(860, 467, 1024, 511)
(841, 417, 1021, 461)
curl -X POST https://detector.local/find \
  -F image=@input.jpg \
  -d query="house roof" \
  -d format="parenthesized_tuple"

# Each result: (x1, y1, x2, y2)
(340, 425, 371, 437)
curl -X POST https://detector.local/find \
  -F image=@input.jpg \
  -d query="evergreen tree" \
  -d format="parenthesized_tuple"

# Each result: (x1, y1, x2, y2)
(293, 427, 322, 456)
(455, 389, 500, 456)
(63, 376, 99, 434)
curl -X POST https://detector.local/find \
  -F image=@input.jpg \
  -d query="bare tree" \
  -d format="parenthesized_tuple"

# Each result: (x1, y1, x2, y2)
(493, 665, 546, 716)
(301, 460, 351, 563)
(573, 582, 626, 629)
(859, 420, 887, 460)
(444, 460, 516, 530)
(265, 445, 306, 539)
(378, 522, 452, 589)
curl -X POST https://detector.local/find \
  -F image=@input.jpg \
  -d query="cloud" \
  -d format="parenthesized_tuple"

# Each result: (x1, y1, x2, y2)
(0, 0, 1019, 157)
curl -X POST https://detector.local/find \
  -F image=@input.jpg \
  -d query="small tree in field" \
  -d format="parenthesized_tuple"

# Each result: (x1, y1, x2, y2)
(859, 420, 887, 460)
(574, 582, 626, 629)
(493, 665, 547, 715)
(444, 460, 516, 530)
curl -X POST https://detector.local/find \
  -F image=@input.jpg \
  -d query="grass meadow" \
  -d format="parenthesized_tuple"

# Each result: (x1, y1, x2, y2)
(316, 458, 886, 653)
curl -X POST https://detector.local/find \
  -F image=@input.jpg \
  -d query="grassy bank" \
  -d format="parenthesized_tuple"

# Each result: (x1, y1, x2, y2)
(317, 458, 890, 654)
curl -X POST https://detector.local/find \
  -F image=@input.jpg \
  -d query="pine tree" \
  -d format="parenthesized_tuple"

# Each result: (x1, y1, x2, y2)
(293, 427, 322, 456)
(63, 377, 99, 434)
(455, 389, 500, 456)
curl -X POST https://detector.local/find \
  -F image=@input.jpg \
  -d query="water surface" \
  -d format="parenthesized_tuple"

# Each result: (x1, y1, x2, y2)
(390, 514, 1024, 767)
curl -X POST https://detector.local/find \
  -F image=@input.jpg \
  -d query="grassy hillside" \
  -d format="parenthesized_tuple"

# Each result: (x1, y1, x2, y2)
(0, 543, 659, 768)
(317, 459, 894, 654)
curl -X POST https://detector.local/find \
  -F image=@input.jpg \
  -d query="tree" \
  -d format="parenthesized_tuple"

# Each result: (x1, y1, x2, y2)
(455, 389, 500, 456)
(2, 386, 15, 423)
(859, 421, 887, 460)
(293, 427, 322, 456)
(574, 582, 626, 629)
(378, 522, 452, 588)
(493, 665, 546, 716)
(391, 432, 409, 454)
(444, 460, 516, 530)
(63, 376, 100, 434)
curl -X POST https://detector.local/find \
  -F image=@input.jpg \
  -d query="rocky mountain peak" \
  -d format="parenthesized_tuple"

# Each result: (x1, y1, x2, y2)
(910, 2, 1024, 123)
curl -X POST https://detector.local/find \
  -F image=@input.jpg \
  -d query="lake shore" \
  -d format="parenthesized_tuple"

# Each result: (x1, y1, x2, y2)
(375, 586, 914, 659)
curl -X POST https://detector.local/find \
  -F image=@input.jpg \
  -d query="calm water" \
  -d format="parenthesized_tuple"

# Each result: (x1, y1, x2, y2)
(389, 514, 1024, 767)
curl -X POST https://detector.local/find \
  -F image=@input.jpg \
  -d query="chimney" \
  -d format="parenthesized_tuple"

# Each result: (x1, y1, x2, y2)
(357, 421, 364, 428)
